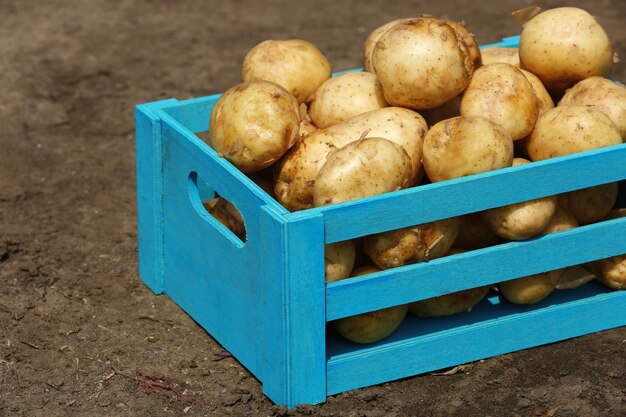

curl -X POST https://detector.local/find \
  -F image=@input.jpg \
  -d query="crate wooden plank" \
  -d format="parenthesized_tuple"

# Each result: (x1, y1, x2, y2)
(158, 95, 222, 133)
(326, 283, 626, 395)
(305, 144, 626, 243)
(327, 216, 626, 320)
(260, 207, 327, 407)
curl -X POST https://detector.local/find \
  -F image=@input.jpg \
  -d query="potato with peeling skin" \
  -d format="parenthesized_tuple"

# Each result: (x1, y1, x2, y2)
(558, 76, 626, 140)
(275, 107, 427, 211)
(408, 250, 489, 317)
(333, 265, 408, 344)
(480, 46, 520, 67)
(372, 17, 475, 109)
(325, 240, 356, 283)
(209, 81, 300, 173)
(364, 217, 459, 269)
(308, 72, 388, 129)
(422, 116, 513, 183)
(460, 63, 540, 141)
(242, 39, 331, 104)
(482, 158, 558, 241)
(519, 7, 614, 93)
(498, 208, 579, 304)
(313, 138, 412, 207)
(363, 18, 414, 73)
(527, 106, 622, 162)
(558, 182, 618, 225)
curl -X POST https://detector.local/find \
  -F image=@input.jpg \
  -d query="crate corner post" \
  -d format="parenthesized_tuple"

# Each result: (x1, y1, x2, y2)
(259, 206, 327, 407)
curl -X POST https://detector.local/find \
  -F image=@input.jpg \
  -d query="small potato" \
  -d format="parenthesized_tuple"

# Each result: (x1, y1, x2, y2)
(460, 63, 540, 140)
(363, 18, 414, 73)
(202, 197, 246, 241)
(559, 76, 626, 140)
(308, 72, 388, 128)
(364, 217, 460, 269)
(527, 106, 622, 162)
(333, 265, 408, 344)
(313, 137, 412, 207)
(592, 209, 626, 289)
(275, 107, 427, 211)
(422, 116, 513, 182)
(325, 240, 356, 283)
(480, 46, 520, 67)
(482, 158, 557, 240)
(242, 39, 331, 104)
(408, 249, 489, 317)
(209, 81, 300, 173)
(558, 183, 618, 225)
(520, 69, 554, 116)
(519, 7, 614, 93)
(455, 213, 500, 250)
(372, 17, 475, 109)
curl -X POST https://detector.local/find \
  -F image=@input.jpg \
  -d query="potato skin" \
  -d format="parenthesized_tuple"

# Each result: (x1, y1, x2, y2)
(275, 107, 427, 211)
(422, 116, 513, 182)
(460, 63, 540, 140)
(520, 69, 554, 116)
(325, 240, 356, 283)
(519, 7, 614, 93)
(363, 18, 414, 73)
(242, 39, 331, 104)
(558, 182, 618, 225)
(313, 137, 412, 207)
(308, 72, 388, 129)
(527, 106, 622, 162)
(363, 217, 460, 269)
(559, 76, 626, 140)
(333, 265, 408, 344)
(480, 46, 520, 67)
(372, 17, 474, 109)
(209, 81, 300, 173)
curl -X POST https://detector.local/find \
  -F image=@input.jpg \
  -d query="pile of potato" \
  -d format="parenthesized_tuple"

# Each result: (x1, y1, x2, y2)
(204, 7, 626, 345)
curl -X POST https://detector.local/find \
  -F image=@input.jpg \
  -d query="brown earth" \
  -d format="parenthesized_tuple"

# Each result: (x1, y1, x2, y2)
(1, 1, 625, 416)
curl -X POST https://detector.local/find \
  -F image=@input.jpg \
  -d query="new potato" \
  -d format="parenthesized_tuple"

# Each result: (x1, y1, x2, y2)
(363, 18, 414, 73)
(558, 183, 619, 225)
(325, 240, 356, 283)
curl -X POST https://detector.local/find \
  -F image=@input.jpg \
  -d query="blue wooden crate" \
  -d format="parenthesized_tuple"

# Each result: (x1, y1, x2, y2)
(134, 36, 626, 407)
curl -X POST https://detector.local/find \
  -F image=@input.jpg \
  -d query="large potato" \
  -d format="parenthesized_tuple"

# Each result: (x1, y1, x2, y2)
(527, 106, 622, 162)
(408, 249, 489, 317)
(313, 137, 412, 207)
(363, 217, 460, 269)
(422, 116, 513, 182)
(455, 213, 500, 250)
(519, 7, 614, 93)
(372, 17, 475, 109)
(460, 63, 539, 140)
(498, 207, 578, 304)
(559, 76, 626, 140)
(482, 158, 557, 241)
(242, 39, 331, 104)
(558, 182, 618, 225)
(209, 81, 300, 173)
(333, 265, 408, 344)
(363, 18, 414, 73)
(275, 107, 427, 211)
(325, 240, 356, 283)
(307, 72, 388, 129)
(480, 46, 520, 67)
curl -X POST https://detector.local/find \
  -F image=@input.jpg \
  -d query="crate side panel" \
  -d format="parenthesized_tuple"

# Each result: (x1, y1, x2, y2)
(312, 144, 626, 243)
(160, 95, 221, 134)
(327, 285, 626, 395)
(327, 216, 626, 320)
(259, 208, 327, 407)
(160, 123, 270, 378)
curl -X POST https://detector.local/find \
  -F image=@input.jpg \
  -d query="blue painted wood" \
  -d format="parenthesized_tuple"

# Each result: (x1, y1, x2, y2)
(135, 99, 176, 294)
(304, 144, 626, 244)
(260, 207, 327, 407)
(327, 216, 626, 320)
(326, 282, 626, 395)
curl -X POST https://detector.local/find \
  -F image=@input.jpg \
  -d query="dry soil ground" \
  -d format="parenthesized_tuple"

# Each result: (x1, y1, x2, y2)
(1, 1, 625, 416)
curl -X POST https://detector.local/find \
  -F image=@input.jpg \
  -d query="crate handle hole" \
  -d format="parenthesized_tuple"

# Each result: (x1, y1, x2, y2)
(188, 171, 247, 248)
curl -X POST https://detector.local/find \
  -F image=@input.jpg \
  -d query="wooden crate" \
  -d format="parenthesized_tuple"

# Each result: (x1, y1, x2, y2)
(134, 37, 626, 407)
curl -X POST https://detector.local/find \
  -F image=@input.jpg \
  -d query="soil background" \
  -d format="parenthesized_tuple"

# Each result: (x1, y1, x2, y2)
(1, 1, 625, 416)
